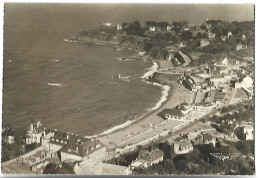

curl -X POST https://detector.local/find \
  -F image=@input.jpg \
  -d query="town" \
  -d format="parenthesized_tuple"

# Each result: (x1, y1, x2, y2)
(2, 18, 254, 175)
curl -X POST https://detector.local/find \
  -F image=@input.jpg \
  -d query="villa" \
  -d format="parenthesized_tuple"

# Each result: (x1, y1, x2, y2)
(117, 24, 122, 30)
(149, 26, 156, 32)
(173, 138, 193, 154)
(130, 149, 164, 170)
(25, 121, 45, 144)
(244, 125, 254, 141)
(200, 39, 209, 47)
(161, 102, 193, 121)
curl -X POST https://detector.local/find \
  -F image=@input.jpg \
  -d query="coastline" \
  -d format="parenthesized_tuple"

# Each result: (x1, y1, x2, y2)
(84, 60, 172, 139)
(65, 37, 173, 139)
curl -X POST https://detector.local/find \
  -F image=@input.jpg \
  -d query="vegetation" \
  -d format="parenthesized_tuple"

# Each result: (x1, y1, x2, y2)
(2, 127, 26, 162)
(1, 126, 41, 163)
(43, 162, 75, 174)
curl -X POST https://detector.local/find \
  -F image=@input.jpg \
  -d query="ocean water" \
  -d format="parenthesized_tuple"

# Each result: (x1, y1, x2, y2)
(3, 4, 162, 136)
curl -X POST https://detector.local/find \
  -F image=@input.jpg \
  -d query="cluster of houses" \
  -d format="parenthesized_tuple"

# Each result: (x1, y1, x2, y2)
(18, 121, 107, 173)
(181, 57, 253, 103)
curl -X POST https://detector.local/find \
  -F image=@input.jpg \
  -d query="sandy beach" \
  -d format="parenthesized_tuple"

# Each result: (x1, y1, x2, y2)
(97, 83, 193, 147)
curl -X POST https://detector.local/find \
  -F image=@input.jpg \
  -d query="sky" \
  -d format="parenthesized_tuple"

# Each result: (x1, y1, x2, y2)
(4, 3, 254, 26)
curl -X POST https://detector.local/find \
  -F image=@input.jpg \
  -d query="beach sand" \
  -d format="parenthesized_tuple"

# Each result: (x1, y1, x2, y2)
(97, 84, 193, 147)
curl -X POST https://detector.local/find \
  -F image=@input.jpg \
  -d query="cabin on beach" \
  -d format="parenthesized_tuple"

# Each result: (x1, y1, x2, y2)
(160, 102, 193, 121)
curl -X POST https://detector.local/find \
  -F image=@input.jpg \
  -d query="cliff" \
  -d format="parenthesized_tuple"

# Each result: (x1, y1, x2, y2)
(69, 28, 169, 60)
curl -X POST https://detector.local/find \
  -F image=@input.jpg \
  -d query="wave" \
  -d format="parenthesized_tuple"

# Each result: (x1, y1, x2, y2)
(141, 61, 158, 79)
(141, 61, 171, 111)
(150, 83, 171, 111)
(85, 120, 136, 138)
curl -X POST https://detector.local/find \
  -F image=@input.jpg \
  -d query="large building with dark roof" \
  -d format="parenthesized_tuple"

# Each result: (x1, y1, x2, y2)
(130, 149, 164, 170)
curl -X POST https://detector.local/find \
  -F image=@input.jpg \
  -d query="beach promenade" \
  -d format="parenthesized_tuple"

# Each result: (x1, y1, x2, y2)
(98, 84, 193, 149)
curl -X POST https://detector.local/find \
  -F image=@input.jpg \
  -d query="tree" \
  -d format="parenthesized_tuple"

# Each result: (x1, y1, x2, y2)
(43, 162, 75, 174)
(176, 160, 187, 173)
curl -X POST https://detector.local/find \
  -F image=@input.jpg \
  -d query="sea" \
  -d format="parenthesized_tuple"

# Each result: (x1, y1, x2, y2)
(3, 4, 253, 136)
(3, 4, 162, 136)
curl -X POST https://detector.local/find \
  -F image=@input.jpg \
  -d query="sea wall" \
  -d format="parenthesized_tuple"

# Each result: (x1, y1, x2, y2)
(150, 72, 181, 85)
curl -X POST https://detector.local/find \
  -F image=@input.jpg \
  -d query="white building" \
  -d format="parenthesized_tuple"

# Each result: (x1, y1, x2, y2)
(167, 25, 173, 31)
(200, 39, 209, 47)
(149, 26, 156, 32)
(227, 31, 232, 38)
(25, 121, 45, 144)
(117, 24, 122, 30)
(235, 76, 253, 89)
(244, 125, 254, 140)
(174, 138, 193, 154)
(102, 22, 112, 27)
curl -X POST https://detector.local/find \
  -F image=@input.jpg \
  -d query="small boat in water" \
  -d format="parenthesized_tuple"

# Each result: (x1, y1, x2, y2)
(47, 83, 63, 87)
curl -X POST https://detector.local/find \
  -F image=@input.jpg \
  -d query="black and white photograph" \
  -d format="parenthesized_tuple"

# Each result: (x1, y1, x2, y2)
(1, 2, 255, 176)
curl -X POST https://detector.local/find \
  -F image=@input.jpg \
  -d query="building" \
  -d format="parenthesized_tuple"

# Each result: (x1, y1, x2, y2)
(227, 31, 232, 38)
(171, 51, 191, 67)
(200, 39, 209, 47)
(59, 139, 106, 162)
(214, 57, 228, 67)
(193, 133, 216, 147)
(167, 25, 173, 31)
(241, 34, 246, 40)
(25, 121, 45, 144)
(236, 44, 247, 51)
(244, 125, 254, 140)
(149, 26, 156, 32)
(102, 22, 111, 27)
(221, 36, 227, 41)
(208, 31, 216, 39)
(160, 102, 193, 121)
(130, 149, 164, 170)
(117, 24, 122, 30)
(235, 76, 253, 89)
(174, 138, 193, 154)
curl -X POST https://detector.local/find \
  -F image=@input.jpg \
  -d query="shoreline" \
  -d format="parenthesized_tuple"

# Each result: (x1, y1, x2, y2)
(65, 37, 173, 140)
(84, 60, 172, 139)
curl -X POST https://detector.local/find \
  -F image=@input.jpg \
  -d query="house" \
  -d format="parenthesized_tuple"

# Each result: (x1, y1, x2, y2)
(25, 121, 45, 144)
(59, 139, 106, 162)
(130, 149, 164, 170)
(19, 148, 58, 167)
(117, 24, 122, 30)
(160, 102, 193, 121)
(227, 31, 232, 38)
(167, 25, 173, 31)
(193, 133, 216, 147)
(221, 36, 227, 41)
(102, 22, 111, 27)
(172, 51, 191, 66)
(244, 125, 254, 140)
(235, 76, 253, 89)
(149, 26, 156, 32)
(236, 44, 247, 51)
(219, 67, 229, 75)
(241, 34, 246, 40)
(174, 138, 193, 154)
(31, 160, 50, 174)
(214, 57, 228, 67)
(208, 31, 216, 39)
(200, 39, 209, 47)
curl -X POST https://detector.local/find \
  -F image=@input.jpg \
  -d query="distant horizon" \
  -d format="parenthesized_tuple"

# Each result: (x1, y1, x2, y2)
(5, 3, 254, 27)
